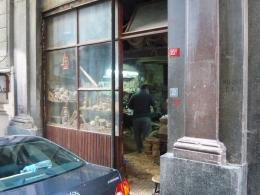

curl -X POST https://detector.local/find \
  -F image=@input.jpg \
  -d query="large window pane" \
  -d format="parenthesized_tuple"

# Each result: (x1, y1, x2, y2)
(79, 91, 112, 134)
(79, 43, 112, 89)
(47, 48, 77, 128)
(126, 0, 167, 32)
(47, 48, 76, 89)
(47, 11, 76, 48)
(79, 1, 111, 42)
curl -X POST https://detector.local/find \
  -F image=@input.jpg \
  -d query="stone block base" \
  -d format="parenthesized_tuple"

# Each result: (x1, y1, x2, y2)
(160, 153, 247, 195)
(173, 137, 226, 164)
(248, 163, 260, 195)
(7, 114, 39, 135)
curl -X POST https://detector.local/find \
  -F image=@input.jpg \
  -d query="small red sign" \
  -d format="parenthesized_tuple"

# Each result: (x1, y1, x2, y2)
(168, 48, 180, 57)
(61, 53, 70, 70)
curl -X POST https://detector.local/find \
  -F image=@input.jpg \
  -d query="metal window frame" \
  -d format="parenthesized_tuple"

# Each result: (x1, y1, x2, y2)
(42, 1, 116, 132)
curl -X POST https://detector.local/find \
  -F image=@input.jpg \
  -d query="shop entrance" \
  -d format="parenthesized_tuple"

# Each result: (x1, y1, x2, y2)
(121, 0, 168, 193)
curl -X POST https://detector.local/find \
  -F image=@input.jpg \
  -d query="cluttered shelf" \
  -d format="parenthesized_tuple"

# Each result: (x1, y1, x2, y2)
(47, 89, 113, 135)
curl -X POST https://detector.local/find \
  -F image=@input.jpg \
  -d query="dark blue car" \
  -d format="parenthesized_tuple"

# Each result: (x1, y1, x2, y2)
(0, 136, 130, 195)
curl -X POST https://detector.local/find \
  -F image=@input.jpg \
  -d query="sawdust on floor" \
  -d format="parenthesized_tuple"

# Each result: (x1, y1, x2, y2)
(124, 152, 160, 195)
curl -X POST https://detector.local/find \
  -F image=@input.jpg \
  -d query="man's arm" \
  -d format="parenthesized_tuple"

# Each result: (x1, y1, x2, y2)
(150, 96, 157, 113)
(127, 96, 134, 109)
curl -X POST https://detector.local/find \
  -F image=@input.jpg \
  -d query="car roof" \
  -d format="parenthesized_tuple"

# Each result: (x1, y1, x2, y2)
(0, 135, 44, 146)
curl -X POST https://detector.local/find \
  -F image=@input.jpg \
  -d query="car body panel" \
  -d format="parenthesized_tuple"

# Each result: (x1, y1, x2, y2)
(0, 136, 121, 195)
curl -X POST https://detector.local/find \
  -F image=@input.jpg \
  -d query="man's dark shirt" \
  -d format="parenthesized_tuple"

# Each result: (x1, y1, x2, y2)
(128, 90, 155, 118)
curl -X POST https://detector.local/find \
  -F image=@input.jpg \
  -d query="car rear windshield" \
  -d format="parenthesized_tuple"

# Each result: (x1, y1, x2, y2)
(0, 138, 84, 192)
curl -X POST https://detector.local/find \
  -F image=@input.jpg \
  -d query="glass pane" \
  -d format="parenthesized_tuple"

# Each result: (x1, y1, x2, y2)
(47, 11, 76, 48)
(126, 0, 167, 32)
(79, 91, 112, 135)
(47, 48, 77, 128)
(0, 139, 84, 191)
(79, 43, 112, 89)
(79, 1, 111, 42)
(115, 41, 119, 90)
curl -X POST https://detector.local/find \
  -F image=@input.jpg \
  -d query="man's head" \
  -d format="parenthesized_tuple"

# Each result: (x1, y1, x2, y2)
(140, 84, 150, 94)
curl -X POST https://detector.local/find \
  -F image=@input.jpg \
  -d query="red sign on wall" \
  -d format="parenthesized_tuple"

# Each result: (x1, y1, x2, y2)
(168, 48, 181, 57)
(172, 97, 181, 108)
(61, 53, 70, 70)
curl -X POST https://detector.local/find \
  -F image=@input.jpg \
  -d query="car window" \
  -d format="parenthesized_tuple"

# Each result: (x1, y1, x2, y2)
(0, 139, 84, 192)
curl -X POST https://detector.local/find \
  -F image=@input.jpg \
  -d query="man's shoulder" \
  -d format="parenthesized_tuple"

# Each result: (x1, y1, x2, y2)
(130, 92, 139, 98)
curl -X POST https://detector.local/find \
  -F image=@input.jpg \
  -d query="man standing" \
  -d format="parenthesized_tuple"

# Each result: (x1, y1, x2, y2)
(128, 84, 156, 153)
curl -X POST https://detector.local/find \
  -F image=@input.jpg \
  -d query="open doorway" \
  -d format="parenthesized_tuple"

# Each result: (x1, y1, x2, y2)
(121, 0, 168, 194)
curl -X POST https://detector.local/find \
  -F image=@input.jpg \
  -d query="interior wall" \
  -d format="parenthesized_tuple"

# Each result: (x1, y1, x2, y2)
(123, 61, 166, 113)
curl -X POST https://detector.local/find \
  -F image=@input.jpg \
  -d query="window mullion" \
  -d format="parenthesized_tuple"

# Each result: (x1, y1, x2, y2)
(76, 9, 80, 130)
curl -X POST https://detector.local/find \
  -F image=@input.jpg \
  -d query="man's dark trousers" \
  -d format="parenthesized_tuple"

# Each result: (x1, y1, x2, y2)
(133, 116, 151, 153)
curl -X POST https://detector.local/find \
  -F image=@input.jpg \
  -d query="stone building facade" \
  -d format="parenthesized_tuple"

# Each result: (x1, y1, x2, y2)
(0, 0, 14, 136)
(2, 0, 260, 194)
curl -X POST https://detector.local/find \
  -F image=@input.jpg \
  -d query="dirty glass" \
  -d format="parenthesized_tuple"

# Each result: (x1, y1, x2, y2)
(126, 0, 167, 32)
(47, 48, 77, 128)
(79, 1, 111, 42)
(47, 11, 76, 48)
(79, 91, 112, 134)
(79, 43, 112, 89)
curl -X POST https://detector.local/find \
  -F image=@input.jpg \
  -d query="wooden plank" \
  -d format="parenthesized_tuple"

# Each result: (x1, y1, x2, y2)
(46, 126, 112, 166)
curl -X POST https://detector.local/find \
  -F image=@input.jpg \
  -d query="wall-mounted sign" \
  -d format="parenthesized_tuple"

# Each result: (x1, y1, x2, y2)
(170, 88, 178, 97)
(168, 48, 180, 57)
(61, 53, 69, 70)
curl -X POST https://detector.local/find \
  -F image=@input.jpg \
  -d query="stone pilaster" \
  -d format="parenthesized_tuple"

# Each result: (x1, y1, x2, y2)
(7, 0, 41, 135)
(161, 0, 248, 194)
(172, 0, 226, 165)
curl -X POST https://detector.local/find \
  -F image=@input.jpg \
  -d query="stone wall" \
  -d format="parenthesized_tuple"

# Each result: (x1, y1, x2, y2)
(219, 0, 247, 165)
(6, 0, 42, 136)
(0, 0, 11, 136)
(0, 0, 8, 69)
(248, 1, 260, 194)
(162, 0, 248, 194)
